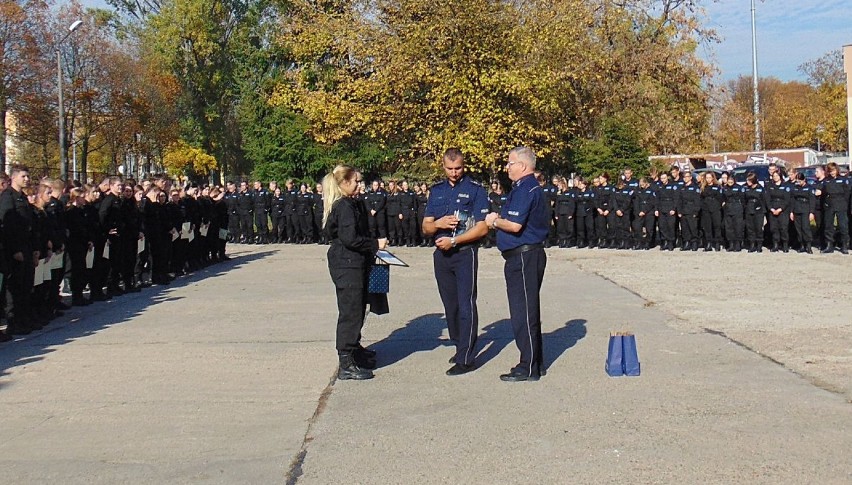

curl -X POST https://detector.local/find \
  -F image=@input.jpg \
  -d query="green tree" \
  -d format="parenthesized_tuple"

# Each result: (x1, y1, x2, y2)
(572, 117, 649, 178)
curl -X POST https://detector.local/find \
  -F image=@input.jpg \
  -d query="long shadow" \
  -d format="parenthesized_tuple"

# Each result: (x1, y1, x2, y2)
(542, 319, 587, 372)
(474, 319, 513, 366)
(369, 313, 449, 369)
(0, 250, 277, 380)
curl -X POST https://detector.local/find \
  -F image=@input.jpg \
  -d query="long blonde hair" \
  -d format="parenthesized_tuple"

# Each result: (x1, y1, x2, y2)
(322, 164, 357, 228)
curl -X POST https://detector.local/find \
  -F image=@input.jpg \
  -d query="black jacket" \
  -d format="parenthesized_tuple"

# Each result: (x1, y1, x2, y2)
(326, 197, 378, 272)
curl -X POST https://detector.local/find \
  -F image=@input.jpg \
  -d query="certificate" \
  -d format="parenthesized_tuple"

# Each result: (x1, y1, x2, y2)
(85, 248, 95, 269)
(375, 250, 408, 267)
(137, 237, 146, 254)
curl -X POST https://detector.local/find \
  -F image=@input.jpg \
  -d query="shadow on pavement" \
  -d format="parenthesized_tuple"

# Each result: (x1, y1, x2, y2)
(0, 250, 276, 381)
(369, 313, 449, 369)
(476, 318, 587, 372)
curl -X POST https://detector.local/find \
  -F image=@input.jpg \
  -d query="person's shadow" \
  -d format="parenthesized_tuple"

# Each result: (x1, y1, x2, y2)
(542, 319, 587, 372)
(475, 318, 587, 372)
(369, 313, 448, 368)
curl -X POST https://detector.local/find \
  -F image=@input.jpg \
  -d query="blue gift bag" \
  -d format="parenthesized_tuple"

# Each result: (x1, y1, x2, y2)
(622, 333, 641, 376)
(605, 333, 624, 377)
(368, 264, 390, 294)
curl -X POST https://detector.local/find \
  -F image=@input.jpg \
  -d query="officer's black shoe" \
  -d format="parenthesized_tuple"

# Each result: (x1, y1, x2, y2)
(499, 369, 540, 382)
(770, 244, 779, 252)
(446, 363, 475, 376)
(704, 244, 712, 252)
(782, 244, 789, 253)
(841, 245, 849, 255)
(691, 242, 698, 251)
(353, 352, 377, 370)
(356, 345, 377, 358)
(804, 244, 813, 254)
(756, 244, 763, 253)
(680, 243, 688, 251)
(337, 353, 374, 380)
(821, 246, 834, 254)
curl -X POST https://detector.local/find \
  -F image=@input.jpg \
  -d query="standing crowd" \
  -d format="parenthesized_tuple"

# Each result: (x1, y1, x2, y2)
(0, 165, 231, 341)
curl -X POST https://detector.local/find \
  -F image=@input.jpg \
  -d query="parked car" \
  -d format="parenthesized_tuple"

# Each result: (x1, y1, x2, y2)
(731, 164, 787, 186)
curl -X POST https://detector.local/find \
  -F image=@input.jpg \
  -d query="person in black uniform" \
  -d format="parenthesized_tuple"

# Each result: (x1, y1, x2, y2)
(422, 148, 489, 376)
(594, 173, 615, 248)
(271, 187, 287, 243)
(252, 180, 270, 244)
(554, 176, 576, 248)
(313, 183, 325, 244)
(612, 179, 633, 249)
(632, 177, 656, 249)
(655, 172, 678, 251)
(790, 172, 817, 253)
(539, 174, 558, 247)
(46, 179, 69, 313)
(224, 182, 239, 243)
(812, 166, 826, 249)
(722, 173, 746, 251)
(385, 181, 402, 246)
(66, 187, 94, 305)
(236, 181, 254, 243)
(575, 177, 595, 248)
(31, 182, 56, 323)
(677, 171, 701, 251)
(295, 183, 314, 243)
(99, 177, 125, 296)
(699, 172, 724, 251)
(323, 165, 387, 380)
(415, 183, 429, 246)
(364, 180, 387, 239)
(816, 162, 850, 254)
(398, 180, 417, 246)
(766, 170, 792, 252)
(486, 147, 549, 382)
(744, 173, 769, 252)
(119, 184, 143, 290)
(486, 181, 506, 248)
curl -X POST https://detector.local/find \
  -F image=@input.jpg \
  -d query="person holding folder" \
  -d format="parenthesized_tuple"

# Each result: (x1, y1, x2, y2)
(322, 165, 387, 380)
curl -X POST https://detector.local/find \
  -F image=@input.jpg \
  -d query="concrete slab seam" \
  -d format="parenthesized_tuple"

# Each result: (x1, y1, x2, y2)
(284, 370, 338, 485)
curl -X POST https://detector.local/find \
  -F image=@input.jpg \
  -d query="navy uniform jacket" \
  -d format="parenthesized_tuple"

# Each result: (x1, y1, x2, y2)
(488, 191, 507, 213)
(364, 190, 386, 213)
(623, 177, 640, 190)
(633, 187, 656, 215)
(744, 185, 769, 215)
(594, 184, 615, 212)
(398, 189, 417, 217)
(497, 173, 549, 251)
(424, 176, 488, 242)
(766, 182, 791, 212)
(271, 193, 287, 218)
(295, 192, 313, 216)
(816, 176, 850, 211)
(791, 184, 817, 214)
(555, 189, 576, 216)
(576, 188, 596, 217)
(656, 182, 679, 213)
(252, 189, 271, 213)
(700, 184, 724, 212)
(722, 184, 745, 214)
(237, 190, 253, 214)
(613, 187, 634, 215)
(677, 183, 701, 216)
(224, 191, 238, 215)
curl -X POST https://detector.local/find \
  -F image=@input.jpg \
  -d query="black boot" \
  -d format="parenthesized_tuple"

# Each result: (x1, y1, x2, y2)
(771, 243, 779, 253)
(841, 243, 849, 255)
(805, 243, 813, 254)
(338, 352, 374, 380)
(782, 243, 789, 253)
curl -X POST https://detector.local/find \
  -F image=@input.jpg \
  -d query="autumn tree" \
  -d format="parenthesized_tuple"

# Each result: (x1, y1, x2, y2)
(800, 49, 847, 152)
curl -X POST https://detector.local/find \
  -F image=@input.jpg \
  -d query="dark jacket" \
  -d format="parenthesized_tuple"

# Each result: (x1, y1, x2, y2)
(326, 197, 378, 272)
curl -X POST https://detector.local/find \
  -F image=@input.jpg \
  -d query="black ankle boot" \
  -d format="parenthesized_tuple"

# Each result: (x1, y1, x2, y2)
(338, 353, 374, 380)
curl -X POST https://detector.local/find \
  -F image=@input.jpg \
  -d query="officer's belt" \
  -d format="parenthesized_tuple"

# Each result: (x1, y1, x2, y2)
(501, 243, 544, 260)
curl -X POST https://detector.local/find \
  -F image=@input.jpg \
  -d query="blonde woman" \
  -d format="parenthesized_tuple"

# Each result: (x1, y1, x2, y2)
(323, 165, 388, 380)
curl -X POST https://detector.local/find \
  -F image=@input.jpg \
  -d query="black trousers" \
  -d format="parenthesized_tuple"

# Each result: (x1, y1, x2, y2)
(632, 214, 655, 245)
(745, 213, 764, 244)
(367, 212, 386, 238)
(701, 209, 723, 244)
(401, 213, 417, 242)
(680, 214, 699, 244)
(823, 206, 849, 247)
(768, 211, 789, 245)
(433, 247, 479, 365)
(69, 247, 89, 299)
(285, 214, 298, 241)
(658, 212, 676, 244)
(238, 212, 253, 240)
(503, 247, 546, 377)
(724, 209, 744, 244)
(227, 213, 239, 239)
(298, 214, 313, 240)
(576, 214, 594, 245)
(7, 258, 34, 326)
(120, 237, 138, 287)
(254, 211, 268, 238)
(792, 212, 813, 245)
(330, 266, 368, 352)
(556, 215, 575, 241)
(594, 213, 608, 240)
(271, 215, 284, 241)
(387, 213, 402, 241)
(613, 214, 630, 241)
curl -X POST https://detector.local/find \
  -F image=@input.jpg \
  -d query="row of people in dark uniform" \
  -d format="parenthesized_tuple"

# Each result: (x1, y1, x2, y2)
(0, 165, 231, 341)
(542, 163, 847, 254)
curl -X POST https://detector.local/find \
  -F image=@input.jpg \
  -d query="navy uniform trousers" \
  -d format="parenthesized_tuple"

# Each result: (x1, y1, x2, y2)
(433, 246, 479, 366)
(504, 247, 547, 377)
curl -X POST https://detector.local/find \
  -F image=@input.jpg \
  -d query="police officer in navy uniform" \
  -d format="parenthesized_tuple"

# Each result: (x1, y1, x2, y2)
(816, 162, 850, 253)
(632, 177, 656, 249)
(766, 171, 791, 252)
(224, 182, 239, 243)
(790, 172, 817, 253)
(486, 146, 549, 382)
(422, 148, 489, 376)
(252, 180, 271, 244)
(655, 172, 678, 251)
(364, 180, 387, 239)
(236, 181, 254, 243)
(575, 177, 595, 248)
(722, 173, 746, 251)
(744, 173, 769, 252)
(676, 171, 701, 251)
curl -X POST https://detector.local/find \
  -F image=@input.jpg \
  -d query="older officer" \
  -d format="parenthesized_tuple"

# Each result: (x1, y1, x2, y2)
(485, 146, 549, 382)
(422, 148, 489, 376)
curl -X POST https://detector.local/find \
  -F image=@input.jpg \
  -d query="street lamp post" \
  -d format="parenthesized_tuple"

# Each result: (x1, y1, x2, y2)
(750, 0, 761, 151)
(57, 20, 83, 182)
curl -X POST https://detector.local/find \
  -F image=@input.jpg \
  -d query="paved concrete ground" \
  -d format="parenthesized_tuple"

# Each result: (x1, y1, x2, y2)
(0, 244, 850, 484)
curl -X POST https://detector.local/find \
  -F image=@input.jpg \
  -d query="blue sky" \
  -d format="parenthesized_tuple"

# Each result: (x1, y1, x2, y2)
(80, 0, 851, 82)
